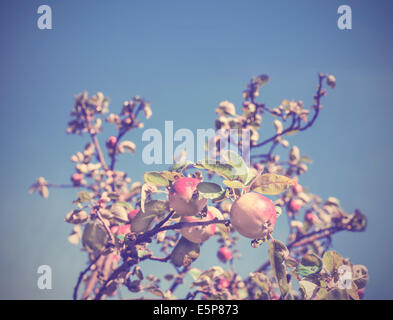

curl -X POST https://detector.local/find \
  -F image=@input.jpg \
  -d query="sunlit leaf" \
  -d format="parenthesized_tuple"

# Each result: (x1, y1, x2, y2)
(252, 173, 295, 195)
(222, 180, 244, 188)
(76, 191, 91, 203)
(143, 172, 169, 187)
(82, 221, 108, 252)
(160, 171, 183, 181)
(299, 280, 318, 299)
(222, 150, 249, 183)
(194, 160, 236, 180)
(268, 240, 291, 298)
(322, 251, 344, 274)
(188, 268, 203, 281)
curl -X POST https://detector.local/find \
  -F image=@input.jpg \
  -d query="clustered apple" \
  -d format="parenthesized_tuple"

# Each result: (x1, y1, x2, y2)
(168, 177, 207, 216)
(230, 192, 276, 239)
(217, 246, 232, 263)
(289, 199, 302, 212)
(180, 206, 222, 244)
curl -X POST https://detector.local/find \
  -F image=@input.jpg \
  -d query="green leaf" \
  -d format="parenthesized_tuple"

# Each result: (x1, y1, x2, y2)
(347, 287, 360, 300)
(160, 171, 183, 181)
(252, 173, 295, 195)
(222, 180, 244, 188)
(169, 161, 193, 173)
(299, 280, 318, 299)
(115, 201, 134, 211)
(322, 251, 344, 274)
(200, 266, 225, 280)
(145, 286, 165, 298)
(143, 172, 169, 187)
(117, 234, 125, 241)
(275, 206, 282, 218)
(268, 240, 291, 298)
(300, 155, 313, 163)
(76, 191, 91, 203)
(244, 170, 257, 186)
(285, 256, 298, 269)
(131, 200, 168, 233)
(170, 237, 200, 267)
(222, 150, 249, 183)
(319, 288, 349, 300)
(82, 221, 108, 252)
(295, 253, 323, 277)
(237, 288, 249, 300)
(65, 209, 88, 224)
(144, 200, 169, 217)
(107, 192, 120, 201)
(188, 268, 203, 281)
(137, 246, 151, 258)
(197, 182, 224, 199)
(194, 160, 236, 180)
(216, 223, 229, 240)
(110, 204, 129, 222)
(285, 130, 298, 136)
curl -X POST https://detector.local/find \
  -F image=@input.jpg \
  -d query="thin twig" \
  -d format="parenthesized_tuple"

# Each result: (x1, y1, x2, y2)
(96, 211, 115, 243)
(73, 253, 103, 300)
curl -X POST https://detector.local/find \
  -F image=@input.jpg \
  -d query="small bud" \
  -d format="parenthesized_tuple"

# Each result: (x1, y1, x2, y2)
(326, 75, 336, 88)
(289, 146, 300, 162)
(273, 120, 283, 134)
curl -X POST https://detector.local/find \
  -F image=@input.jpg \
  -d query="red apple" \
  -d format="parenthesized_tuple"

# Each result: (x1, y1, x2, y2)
(128, 208, 140, 220)
(305, 212, 318, 225)
(168, 177, 207, 216)
(106, 136, 117, 148)
(289, 199, 302, 212)
(293, 183, 303, 194)
(179, 206, 221, 244)
(217, 246, 232, 263)
(218, 277, 230, 289)
(71, 173, 83, 185)
(230, 192, 276, 239)
(111, 224, 131, 235)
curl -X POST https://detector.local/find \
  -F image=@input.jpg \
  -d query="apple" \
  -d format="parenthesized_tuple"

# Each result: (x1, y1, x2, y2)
(305, 212, 318, 225)
(217, 246, 232, 263)
(230, 192, 276, 239)
(128, 208, 140, 220)
(106, 136, 117, 148)
(179, 206, 221, 244)
(218, 277, 230, 289)
(111, 224, 131, 235)
(168, 177, 207, 216)
(71, 173, 83, 185)
(289, 199, 302, 212)
(293, 183, 303, 194)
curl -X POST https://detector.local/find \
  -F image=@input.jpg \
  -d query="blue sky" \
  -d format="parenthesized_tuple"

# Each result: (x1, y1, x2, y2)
(0, 0, 392, 299)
